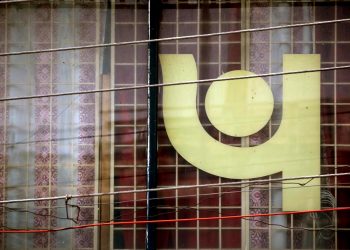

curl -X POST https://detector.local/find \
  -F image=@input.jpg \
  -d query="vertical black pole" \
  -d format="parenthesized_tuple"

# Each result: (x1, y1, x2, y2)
(146, 0, 159, 250)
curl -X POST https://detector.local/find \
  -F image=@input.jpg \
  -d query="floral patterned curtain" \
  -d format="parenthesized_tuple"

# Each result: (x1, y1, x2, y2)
(0, 1, 99, 248)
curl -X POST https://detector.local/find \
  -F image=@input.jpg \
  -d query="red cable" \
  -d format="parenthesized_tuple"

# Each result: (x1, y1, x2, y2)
(1, 206, 349, 234)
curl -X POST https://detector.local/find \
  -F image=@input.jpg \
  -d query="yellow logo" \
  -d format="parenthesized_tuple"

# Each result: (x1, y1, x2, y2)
(160, 54, 320, 211)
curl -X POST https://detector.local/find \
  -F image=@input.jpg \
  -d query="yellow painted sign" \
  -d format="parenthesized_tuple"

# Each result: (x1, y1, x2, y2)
(160, 54, 320, 211)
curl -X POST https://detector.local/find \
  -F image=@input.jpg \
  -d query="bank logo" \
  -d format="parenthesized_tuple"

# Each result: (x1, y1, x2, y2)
(160, 54, 320, 211)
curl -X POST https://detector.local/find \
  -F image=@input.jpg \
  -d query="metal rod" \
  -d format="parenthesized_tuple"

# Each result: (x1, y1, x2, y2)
(1, 64, 350, 102)
(146, 1, 160, 249)
(98, 0, 112, 249)
(0, 0, 31, 4)
(0, 18, 349, 57)
(0, 172, 349, 204)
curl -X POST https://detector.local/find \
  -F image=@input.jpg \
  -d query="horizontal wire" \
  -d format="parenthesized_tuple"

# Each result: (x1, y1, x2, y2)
(2, 104, 350, 146)
(0, 200, 336, 232)
(4, 180, 344, 211)
(0, 147, 345, 189)
(3, 180, 344, 211)
(1, 184, 249, 224)
(113, 183, 324, 207)
(2, 153, 343, 188)
(0, 212, 337, 234)
(1, 130, 146, 146)
(1, 186, 247, 226)
(116, 183, 347, 209)
(1, 64, 349, 103)
(1, 206, 349, 234)
(0, 0, 31, 4)
(242, 218, 334, 232)
(2, 181, 343, 225)
(119, 182, 340, 224)
(1, 205, 78, 223)
(3, 107, 349, 146)
(0, 18, 349, 58)
(114, 182, 315, 225)
(1, 172, 349, 204)
(3, 104, 350, 146)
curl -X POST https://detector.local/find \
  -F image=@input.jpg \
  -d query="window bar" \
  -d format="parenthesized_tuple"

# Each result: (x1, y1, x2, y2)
(269, 1, 273, 249)
(195, 2, 200, 249)
(175, 1, 179, 249)
(310, 3, 318, 248)
(218, 2, 222, 249)
(26, 2, 31, 247)
(2, 4, 8, 249)
(241, 1, 250, 249)
(99, 0, 112, 249)
(133, 1, 137, 249)
(71, 1, 77, 247)
(334, 1, 338, 249)
(146, 0, 160, 249)
(49, 1, 53, 247)
(94, 1, 102, 249)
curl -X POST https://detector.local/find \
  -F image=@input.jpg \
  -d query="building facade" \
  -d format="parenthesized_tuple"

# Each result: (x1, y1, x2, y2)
(0, 0, 349, 249)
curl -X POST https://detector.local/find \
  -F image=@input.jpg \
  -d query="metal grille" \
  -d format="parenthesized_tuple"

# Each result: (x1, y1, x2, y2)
(110, 1, 350, 249)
